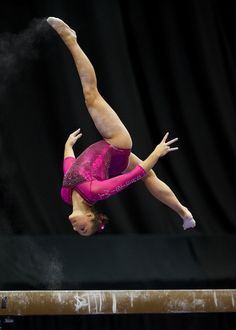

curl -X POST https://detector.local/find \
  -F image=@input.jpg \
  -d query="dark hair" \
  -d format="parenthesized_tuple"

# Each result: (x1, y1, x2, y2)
(91, 207, 109, 233)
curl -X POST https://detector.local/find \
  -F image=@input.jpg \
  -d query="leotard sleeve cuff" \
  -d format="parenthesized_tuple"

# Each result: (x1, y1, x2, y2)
(63, 156, 76, 174)
(136, 164, 146, 176)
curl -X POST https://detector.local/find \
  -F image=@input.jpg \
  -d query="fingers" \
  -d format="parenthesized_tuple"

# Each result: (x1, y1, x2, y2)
(75, 133, 82, 139)
(166, 137, 178, 145)
(162, 132, 178, 146)
(162, 132, 169, 142)
(161, 132, 179, 153)
(72, 128, 81, 136)
(169, 147, 179, 152)
(70, 128, 82, 140)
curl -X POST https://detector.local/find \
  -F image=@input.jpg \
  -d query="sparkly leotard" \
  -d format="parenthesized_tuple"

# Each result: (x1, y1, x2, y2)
(61, 140, 146, 205)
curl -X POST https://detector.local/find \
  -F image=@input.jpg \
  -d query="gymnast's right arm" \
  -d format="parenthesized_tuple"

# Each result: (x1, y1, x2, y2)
(64, 128, 82, 157)
(63, 128, 82, 174)
(140, 132, 178, 173)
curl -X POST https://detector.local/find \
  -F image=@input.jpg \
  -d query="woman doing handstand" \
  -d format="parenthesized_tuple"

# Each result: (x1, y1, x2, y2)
(47, 17, 196, 236)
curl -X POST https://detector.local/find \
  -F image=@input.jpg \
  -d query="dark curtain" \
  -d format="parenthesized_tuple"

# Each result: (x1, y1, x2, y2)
(0, 1, 236, 329)
(0, 0, 235, 235)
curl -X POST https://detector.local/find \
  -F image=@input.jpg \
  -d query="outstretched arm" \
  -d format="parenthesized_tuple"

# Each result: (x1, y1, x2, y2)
(79, 165, 146, 203)
(140, 132, 178, 172)
(125, 143, 196, 230)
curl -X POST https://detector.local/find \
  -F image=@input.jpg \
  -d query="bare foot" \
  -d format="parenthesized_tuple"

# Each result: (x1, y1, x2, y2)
(181, 207, 196, 230)
(47, 17, 77, 45)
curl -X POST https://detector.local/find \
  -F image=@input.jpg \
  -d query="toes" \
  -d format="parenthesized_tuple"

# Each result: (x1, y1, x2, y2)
(47, 17, 60, 27)
(47, 17, 66, 30)
(183, 218, 196, 230)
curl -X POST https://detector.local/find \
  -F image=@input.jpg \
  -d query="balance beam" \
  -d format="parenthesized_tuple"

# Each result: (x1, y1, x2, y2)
(0, 290, 236, 315)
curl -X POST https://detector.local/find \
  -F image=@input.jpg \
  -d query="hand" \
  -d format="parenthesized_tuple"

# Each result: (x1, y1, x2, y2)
(155, 132, 178, 157)
(65, 128, 82, 147)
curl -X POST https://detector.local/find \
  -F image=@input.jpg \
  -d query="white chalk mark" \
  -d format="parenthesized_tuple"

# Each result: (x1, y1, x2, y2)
(194, 299, 205, 307)
(99, 292, 102, 312)
(231, 293, 235, 307)
(112, 293, 117, 313)
(74, 295, 88, 312)
(93, 293, 98, 313)
(130, 292, 134, 308)
(87, 294, 91, 313)
(213, 291, 218, 307)
(57, 293, 62, 303)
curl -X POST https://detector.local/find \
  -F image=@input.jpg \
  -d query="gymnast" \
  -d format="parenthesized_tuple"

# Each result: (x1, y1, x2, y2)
(47, 17, 196, 236)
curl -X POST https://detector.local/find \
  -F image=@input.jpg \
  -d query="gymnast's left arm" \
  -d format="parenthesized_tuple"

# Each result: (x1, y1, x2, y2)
(89, 165, 147, 201)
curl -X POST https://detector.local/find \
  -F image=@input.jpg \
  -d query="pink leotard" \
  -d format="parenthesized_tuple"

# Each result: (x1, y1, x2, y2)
(61, 140, 146, 205)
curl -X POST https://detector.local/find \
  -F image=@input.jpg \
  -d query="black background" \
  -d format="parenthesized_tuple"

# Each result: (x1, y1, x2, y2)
(0, 0, 236, 235)
(0, 0, 236, 329)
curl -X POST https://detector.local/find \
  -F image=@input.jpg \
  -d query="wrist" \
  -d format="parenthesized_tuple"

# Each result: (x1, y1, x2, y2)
(65, 141, 73, 148)
(64, 143, 75, 158)
(153, 148, 161, 160)
(154, 146, 161, 160)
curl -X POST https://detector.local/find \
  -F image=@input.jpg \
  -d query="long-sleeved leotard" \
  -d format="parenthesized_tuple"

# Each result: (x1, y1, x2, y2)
(61, 140, 146, 205)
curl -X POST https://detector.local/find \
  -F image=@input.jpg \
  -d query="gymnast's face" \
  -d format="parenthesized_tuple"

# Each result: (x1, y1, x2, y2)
(68, 211, 95, 236)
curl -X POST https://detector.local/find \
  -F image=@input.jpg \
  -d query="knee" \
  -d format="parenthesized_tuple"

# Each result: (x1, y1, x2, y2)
(124, 134, 133, 150)
(84, 88, 98, 107)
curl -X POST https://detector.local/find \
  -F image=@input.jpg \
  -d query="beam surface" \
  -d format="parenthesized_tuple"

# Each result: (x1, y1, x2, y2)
(0, 290, 236, 315)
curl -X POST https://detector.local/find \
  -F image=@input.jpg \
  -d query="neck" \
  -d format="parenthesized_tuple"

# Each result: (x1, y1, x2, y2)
(71, 190, 91, 212)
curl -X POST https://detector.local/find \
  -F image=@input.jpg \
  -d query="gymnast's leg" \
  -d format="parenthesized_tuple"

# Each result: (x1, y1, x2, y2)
(47, 17, 132, 150)
(126, 153, 196, 230)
